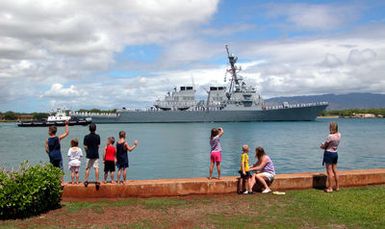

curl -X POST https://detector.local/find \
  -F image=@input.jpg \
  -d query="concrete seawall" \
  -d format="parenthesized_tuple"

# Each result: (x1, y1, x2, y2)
(62, 168, 385, 199)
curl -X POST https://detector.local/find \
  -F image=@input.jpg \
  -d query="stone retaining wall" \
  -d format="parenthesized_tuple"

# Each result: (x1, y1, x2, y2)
(62, 168, 385, 199)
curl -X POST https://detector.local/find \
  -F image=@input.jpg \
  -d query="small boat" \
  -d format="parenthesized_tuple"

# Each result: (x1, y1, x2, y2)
(17, 108, 92, 127)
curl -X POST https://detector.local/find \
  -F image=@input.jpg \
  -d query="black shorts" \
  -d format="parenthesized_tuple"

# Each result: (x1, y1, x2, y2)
(116, 161, 129, 169)
(239, 170, 251, 179)
(104, 161, 116, 172)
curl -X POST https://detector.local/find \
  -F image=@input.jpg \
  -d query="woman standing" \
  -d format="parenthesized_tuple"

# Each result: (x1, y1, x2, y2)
(320, 121, 341, 193)
(249, 147, 275, 194)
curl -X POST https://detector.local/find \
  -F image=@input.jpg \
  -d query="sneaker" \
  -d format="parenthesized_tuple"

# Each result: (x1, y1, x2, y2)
(243, 191, 249, 194)
(262, 188, 272, 194)
(83, 181, 89, 187)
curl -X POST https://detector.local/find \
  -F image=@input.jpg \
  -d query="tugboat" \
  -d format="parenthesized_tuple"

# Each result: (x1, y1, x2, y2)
(17, 108, 92, 127)
(72, 45, 328, 123)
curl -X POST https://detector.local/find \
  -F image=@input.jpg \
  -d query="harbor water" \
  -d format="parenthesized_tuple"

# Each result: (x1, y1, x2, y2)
(0, 118, 384, 181)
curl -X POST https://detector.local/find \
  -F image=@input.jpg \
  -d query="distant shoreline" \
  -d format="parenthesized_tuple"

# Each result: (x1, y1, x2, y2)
(317, 115, 339, 119)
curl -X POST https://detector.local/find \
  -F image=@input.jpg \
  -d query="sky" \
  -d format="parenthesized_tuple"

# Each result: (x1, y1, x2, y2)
(1, 0, 385, 112)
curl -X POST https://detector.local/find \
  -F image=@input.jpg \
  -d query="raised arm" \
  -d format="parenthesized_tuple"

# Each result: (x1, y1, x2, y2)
(218, 127, 224, 137)
(59, 121, 69, 140)
(125, 140, 139, 152)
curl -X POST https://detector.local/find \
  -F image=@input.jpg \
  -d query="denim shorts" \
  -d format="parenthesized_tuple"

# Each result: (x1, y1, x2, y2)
(323, 151, 338, 165)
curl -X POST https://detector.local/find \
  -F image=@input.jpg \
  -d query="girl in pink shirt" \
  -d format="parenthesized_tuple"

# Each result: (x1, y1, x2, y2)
(209, 127, 224, 180)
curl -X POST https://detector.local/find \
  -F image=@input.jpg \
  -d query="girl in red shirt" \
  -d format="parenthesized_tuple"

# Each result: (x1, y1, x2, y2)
(103, 137, 117, 183)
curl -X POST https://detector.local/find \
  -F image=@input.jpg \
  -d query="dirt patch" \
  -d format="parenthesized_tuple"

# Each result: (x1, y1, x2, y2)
(2, 193, 273, 228)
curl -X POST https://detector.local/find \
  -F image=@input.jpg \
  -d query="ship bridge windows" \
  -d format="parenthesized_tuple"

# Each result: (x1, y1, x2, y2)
(180, 86, 194, 91)
(242, 100, 253, 107)
(243, 94, 252, 100)
(210, 86, 226, 91)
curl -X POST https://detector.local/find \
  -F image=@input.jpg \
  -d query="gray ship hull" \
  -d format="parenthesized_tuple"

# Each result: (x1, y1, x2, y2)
(82, 104, 327, 123)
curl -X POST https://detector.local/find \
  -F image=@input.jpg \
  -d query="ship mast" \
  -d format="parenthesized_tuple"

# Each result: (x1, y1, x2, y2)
(225, 45, 240, 99)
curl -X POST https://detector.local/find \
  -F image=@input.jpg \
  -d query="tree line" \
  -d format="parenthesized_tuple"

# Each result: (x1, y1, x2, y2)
(0, 109, 117, 121)
(320, 108, 385, 117)
(0, 111, 48, 121)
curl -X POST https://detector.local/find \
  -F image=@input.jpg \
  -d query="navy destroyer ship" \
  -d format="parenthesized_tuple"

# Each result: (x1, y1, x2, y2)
(72, 46, 328, 123)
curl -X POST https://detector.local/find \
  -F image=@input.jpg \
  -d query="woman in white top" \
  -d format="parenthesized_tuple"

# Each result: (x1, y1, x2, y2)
(320, 121, 341, 193)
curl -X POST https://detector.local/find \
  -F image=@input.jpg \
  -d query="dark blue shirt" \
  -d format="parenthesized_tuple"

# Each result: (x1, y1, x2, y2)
(83, 133, 100, 159)
(116, 141, 128, 164)
(47, 136, 62, 161)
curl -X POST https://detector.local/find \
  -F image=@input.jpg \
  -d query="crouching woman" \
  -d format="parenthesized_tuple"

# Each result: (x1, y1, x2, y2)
(249, 147, 275, 194)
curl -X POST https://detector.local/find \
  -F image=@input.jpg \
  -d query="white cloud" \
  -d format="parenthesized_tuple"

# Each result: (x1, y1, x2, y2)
(321, 54, 343, 68)
(265, 3, 360, 30)
(239, 36, 385, 97)
(0, 0, 220, 111)
(348, 49, 377, 65)
(43, 83, 87, 98)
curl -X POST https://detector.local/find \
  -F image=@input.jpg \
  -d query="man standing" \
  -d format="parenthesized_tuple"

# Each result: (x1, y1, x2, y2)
(83, 123, 100, 187)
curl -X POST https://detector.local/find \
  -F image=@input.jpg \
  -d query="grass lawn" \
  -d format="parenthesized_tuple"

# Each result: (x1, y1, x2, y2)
(1, 185, 384, 228)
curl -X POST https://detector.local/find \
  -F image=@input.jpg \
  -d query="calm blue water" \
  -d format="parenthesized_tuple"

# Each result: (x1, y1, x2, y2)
(0, 119, 384, 181)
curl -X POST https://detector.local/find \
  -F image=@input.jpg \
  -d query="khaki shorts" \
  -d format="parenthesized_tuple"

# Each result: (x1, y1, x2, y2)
(259, 172, 274, 182)
(86, 159, 99, 169)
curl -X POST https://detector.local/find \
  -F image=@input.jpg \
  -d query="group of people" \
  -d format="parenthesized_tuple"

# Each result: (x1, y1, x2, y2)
(45, 122, 139, 186)
(45, 120, 341, 194)
(208, 127, 276, 194)
(208, 121, 341, 194)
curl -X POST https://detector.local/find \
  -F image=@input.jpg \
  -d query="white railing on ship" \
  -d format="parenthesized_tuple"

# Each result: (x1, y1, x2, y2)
(72, 112, 119, 117)
(265, 102, 328, 110)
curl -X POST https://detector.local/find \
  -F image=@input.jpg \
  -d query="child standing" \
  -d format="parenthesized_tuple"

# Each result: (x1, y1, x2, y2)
(209, 127, 224, 180)
(68, 138, 83, 184)
(83, 123, 100, 187)
(103, 137, 116, 183)
(116, 131, 139, 184)
(45, 121, 69, 170)
(239, 145, 252, 194)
